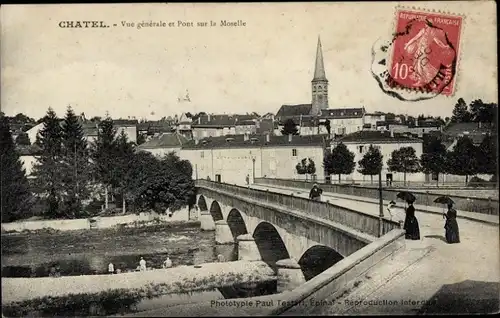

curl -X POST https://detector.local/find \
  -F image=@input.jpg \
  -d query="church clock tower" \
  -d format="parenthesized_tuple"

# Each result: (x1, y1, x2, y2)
(311, 36, 329, 116)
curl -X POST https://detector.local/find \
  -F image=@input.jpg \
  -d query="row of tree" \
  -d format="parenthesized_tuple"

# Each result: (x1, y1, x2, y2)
(321, 134, 497, 185)
(1, 107, 195, 222)
(451, 98, 497, 125)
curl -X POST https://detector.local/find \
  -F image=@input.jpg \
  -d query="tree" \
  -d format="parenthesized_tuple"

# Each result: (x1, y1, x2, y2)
(324, 142, 355, 183)
(16, 132, 31, 146)
(127, 152, 195, 214)
(470, 100, 497, 127)
(113, 130, 136, 213)
(295, 158, 316, 180)
(136, 132, 147, 145)
(406, 116, 416, 127)
(295, 158, 307, 179)
(445, 136, 478, 184)
(358, 145, 383, 184)
(281, 119, 299, 135)
(387, 147, 421, 186)
(451, 98, 471, 123)
(90, 115, 117, 209)
(31, 108, 65, 219)
(60, 106, 91, 218)
(476, 134, 497, 175)
(420, 136, 447, 186)
(0, 115, 33, 222)
(306, 158, 316, 178)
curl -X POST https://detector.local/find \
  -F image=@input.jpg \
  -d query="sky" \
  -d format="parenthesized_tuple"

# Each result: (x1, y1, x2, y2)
(1, 1, 497, 121)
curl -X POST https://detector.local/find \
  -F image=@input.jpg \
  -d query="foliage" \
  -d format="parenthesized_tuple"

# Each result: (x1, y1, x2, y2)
(445, 136, 478, 183)
(324, 142, 355, 182)
(295, 158, 316, 180)
(90, 116, 117, 188)
(451, 98, 471, 123)
(420, 136, 447, 185)
(125, 152, 195, 213)
(469, 99, 497, 125)
(112, 130, 136, 212)
(31, 108, 65, 219)
(476, 134, 497, 175)
(387, 146, 421, 185)
(136, 132, 147, 145)
(0, 115, 33, 222)
(15, 132, 31, 146)
(280, 118, 299, 135)
(358, 145, 383, 183)
(60, 106, 91, 218)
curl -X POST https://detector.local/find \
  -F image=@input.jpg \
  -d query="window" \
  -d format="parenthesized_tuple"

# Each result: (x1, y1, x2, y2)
(201, 151, 204, 158)
(358, 145, 364, 153)
(292, 149, 297, 157)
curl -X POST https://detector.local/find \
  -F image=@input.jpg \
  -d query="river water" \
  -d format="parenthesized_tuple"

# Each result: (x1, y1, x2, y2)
(2, 222, 279, 315)
(1, 222, 238, 277)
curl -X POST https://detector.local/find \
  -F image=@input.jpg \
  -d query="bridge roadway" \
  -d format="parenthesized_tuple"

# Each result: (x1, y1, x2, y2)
(250, 183, 500, 314)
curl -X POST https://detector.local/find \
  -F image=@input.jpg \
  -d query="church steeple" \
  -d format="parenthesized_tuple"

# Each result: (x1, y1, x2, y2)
(311, 36, 329, 115)
(313, 36, 327, 80)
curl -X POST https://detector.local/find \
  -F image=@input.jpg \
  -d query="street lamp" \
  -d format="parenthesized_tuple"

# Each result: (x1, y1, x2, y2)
(378, 171, 384, 237)
(252, 157, 256, 184)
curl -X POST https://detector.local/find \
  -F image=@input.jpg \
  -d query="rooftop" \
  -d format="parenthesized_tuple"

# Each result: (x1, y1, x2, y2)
(137, 132, 189, 149)
(181, 133, 328, 149)
(275, 104, 313, 118)
(334, 130, 423, 143)
(191, 114, 259, 128)
(320, 107, 365, 119)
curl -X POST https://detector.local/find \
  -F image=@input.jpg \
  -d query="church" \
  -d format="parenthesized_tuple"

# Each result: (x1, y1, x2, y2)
(275, 37, 365, 137)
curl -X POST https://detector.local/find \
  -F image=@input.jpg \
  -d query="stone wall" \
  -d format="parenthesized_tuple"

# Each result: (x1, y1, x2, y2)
(1, 207, 191, 233)
(255, 178, 499, 216)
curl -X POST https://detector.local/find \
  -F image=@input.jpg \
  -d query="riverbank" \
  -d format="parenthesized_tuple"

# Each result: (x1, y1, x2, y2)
(1, 208, 195, 233)
(2, 261, 276, 316)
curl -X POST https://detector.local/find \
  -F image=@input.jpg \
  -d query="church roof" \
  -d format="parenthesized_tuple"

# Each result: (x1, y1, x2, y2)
(313, 37, 327, 81)
(276, 104, 312, 119)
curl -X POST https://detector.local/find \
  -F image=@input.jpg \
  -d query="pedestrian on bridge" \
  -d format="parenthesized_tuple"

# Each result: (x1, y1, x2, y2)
(309, 184, 323, 201)
(443, 203, 460, 244)
(403, 200, 420, 240)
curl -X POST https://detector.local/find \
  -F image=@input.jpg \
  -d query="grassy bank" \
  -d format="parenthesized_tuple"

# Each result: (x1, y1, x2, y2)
(2, 270, 276, 316)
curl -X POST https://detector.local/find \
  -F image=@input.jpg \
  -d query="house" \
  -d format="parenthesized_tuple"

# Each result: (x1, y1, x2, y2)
(331, 130, 425, 183)
(179, 133, 328, 185)
(26, 118, 138, 145)
(190, 113, 259, 141)
(320, 107, 365, 136)
(136, 131, 189, 157)
(17, 144, 43, 177)
(175, 113, 193, 140)
(363, 112, 386, 130)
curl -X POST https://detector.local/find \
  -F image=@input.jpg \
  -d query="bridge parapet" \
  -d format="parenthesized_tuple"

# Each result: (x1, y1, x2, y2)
(195, 179, 399, 238)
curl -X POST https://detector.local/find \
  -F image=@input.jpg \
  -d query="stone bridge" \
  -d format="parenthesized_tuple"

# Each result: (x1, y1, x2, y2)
(194, 180, 400, 285)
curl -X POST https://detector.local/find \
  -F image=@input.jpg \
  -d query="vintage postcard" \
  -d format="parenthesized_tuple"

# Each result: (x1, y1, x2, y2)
(1, 1, 498, 317)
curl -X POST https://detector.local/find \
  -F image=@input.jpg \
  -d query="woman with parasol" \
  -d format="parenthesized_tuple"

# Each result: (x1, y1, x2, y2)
(397, 191, 420, 240)
(435, 196, 460, 244)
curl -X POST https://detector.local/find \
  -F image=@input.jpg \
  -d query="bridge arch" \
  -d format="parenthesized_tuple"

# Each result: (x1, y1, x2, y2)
(253, 222, 290, 270)
(227, 209, 248, 242)
(197, 195, 208, 211)
(209, 201, 224, 222)
(298, 245, 344, 281)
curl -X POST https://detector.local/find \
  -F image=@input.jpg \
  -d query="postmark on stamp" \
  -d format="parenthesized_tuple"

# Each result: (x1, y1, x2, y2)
(371, 7, 464, 102)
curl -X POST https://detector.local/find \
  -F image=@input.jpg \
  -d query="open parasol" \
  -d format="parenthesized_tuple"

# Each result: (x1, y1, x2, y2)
(434, 196, 454, 218)
(434, 196, 454, 205)
(396, 191, 416, 203)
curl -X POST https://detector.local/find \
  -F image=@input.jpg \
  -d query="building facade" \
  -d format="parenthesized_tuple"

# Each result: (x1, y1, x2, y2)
(331, 131, 425, 183)
(179, 134, 327, 186)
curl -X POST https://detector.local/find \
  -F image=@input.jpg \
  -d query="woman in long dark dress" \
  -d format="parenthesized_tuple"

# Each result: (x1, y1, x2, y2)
(403, 201, 420, 240)
(444, 203, 460, 244)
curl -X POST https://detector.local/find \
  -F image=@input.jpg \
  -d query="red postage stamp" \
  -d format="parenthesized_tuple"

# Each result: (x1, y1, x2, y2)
(387, 9, 463, 96)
